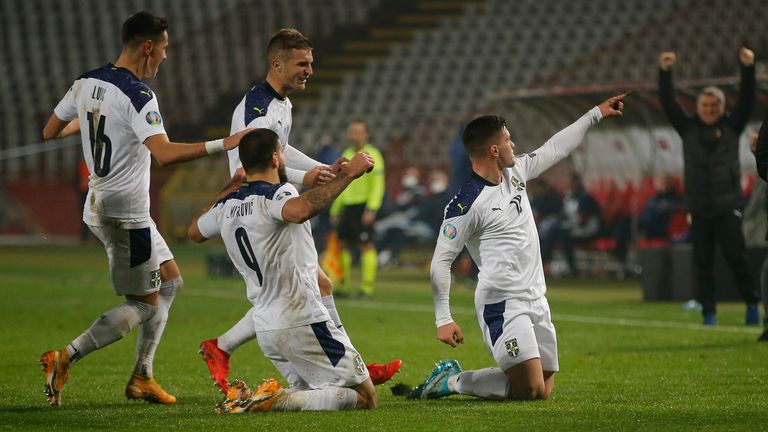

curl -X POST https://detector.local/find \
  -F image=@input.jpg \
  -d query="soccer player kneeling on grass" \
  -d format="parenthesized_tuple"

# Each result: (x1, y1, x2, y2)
(409, 93, 627, 401)
(188, 129, 378, 412)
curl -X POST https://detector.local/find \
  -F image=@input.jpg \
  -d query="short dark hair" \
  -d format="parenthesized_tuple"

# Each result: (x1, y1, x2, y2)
(239, 129, 281, 173)
(122, 11, 168, 48)
(267, 28, 312, 61)
(462, 115, 507, 157)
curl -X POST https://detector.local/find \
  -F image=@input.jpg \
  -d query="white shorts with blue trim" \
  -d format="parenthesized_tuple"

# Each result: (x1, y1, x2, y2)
(256, 321, 370, 391)
(476, 296, 559, 372)
(88, 218, 173, 296)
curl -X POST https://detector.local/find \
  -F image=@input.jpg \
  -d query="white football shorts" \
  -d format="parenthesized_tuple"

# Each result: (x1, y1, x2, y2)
(476, 296, 559, 372)
(257, 321, 370, 391)
(89, 218, 173, 296)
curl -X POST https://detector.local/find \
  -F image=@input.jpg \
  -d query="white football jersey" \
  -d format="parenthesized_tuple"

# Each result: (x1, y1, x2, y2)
(229, 81, 322, 183)
(431, 107, 603, 326)
(54, 64, 167, 223)
(196, 181, 331, 331)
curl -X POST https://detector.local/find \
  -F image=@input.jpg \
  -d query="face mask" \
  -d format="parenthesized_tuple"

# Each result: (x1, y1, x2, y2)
(402, 175, 418, 188)
(430, 181, 447, 194)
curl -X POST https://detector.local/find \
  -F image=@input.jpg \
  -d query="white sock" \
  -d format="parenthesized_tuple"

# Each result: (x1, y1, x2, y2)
(273, 386, 358, 411)
(452, 368, 510, 400)
(321, 295, 347, 336)
(134, 277, 182, 377)
(67, 299, 156, 365)
(218, 307, 258, 354)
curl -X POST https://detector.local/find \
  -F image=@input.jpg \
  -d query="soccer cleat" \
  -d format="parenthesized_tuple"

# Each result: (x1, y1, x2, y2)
(367, 360, 403, 385)
(199, 338, 230, 393)
(758, 329, 768, 342)
(125, 373, 177, 404)
(215, 378, 285, 414)
(745, 304, 760, 326)
(408, 359, 462, 400)
(224, 379, 253, 401)
(39, 349, 71, 407)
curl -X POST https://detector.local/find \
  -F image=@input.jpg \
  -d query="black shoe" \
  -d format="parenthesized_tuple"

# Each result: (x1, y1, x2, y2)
(758, 329, 768, 342)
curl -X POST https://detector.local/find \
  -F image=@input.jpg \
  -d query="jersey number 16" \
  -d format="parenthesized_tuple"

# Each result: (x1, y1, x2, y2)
(87, 111, 112, 177)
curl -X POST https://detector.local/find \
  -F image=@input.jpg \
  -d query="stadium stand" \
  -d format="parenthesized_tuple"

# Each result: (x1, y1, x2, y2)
(1, 0, 767, 244)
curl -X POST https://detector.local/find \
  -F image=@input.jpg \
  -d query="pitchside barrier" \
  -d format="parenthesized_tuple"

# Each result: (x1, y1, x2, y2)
(639, 244, 767, 301)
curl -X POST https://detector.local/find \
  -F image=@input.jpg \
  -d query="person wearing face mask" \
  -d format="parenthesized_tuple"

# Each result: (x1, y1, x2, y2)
(330, 120, 386, 298)
(658, 47, 759, 326)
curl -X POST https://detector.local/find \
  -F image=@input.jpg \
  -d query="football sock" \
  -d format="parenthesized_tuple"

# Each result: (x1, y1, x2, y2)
(134, 277, 182, 377)
(360, 249, 377, 296)
(321, 295, 347, 335)
(339, 249, 352, 292)
(218, 307, 257, 354)
(272, 387, 358, 411)
(452, 368, 510, 400)
(67, 299, 157, 365)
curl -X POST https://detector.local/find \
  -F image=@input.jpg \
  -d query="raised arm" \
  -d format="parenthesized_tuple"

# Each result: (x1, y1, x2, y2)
(144, 129, 252, 167)
(282, 152, 374, 224)
(284, 144, 336, 187)
(658, 52, 690, 133)
(519, 93, 626, 180)
(731, 47, 756, 133)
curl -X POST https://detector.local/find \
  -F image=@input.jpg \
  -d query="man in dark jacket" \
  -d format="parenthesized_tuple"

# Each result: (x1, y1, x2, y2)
(752, 122, 768, 341)
(658, 47, 759, 326)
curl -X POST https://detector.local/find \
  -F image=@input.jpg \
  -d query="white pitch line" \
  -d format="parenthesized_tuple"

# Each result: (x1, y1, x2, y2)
(185, 291, 761, 334)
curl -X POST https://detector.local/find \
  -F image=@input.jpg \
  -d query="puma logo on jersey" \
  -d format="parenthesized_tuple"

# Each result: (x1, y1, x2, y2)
(457, 203, 467, 214)
(253, 107, 265, 114)
(510, 195, 523, 215)
(139, 90, 151, 98)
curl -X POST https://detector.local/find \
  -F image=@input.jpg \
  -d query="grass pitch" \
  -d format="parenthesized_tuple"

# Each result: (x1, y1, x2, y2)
(1, 244, 766, 431)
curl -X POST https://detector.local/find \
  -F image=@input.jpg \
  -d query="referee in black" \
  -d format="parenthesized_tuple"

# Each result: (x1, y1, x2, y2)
(658, 47, 759, 326)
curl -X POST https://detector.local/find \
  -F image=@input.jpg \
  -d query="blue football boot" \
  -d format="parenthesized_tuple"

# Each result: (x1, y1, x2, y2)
(408, 359, 462, 400)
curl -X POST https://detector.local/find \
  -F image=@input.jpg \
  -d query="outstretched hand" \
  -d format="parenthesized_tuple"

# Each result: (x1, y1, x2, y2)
(598, 92, 629, 118)
(223, 128, 254, 151)
(436, 322, 464, 348)
(303, 166, 335, 187)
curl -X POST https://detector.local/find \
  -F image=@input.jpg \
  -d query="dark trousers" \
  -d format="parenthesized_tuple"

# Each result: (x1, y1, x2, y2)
(690, 212, 759, 315)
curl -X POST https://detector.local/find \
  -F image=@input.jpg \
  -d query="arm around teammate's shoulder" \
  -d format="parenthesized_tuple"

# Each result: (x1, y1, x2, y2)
(144, 129, 252, 167)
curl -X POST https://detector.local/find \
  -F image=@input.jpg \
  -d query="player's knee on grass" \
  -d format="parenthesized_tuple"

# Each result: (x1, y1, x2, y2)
(505, 358, 549, 401)
(318, 268, 333, 296)
(353, 379, 378, 409)
(507, 380, 547, 401)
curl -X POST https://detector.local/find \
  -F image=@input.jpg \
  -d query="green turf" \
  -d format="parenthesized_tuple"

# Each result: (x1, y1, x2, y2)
(1, 244, 766, 431)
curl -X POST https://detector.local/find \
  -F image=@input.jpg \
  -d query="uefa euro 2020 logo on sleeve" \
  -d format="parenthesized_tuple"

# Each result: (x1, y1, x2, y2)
(145, 111, 162, 126)
(443, 223, 457, 240)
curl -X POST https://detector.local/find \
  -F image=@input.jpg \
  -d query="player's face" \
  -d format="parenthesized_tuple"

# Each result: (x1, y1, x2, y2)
(346, 122, 368, 148)
(696, 93, 724, 125)
(278, 49, 313, 93)
(145, 31, 168, 78)
(494, 126, 516, 168)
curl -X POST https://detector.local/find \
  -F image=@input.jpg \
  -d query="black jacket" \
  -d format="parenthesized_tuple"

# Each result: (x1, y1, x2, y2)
(658, 65, 755, 217)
